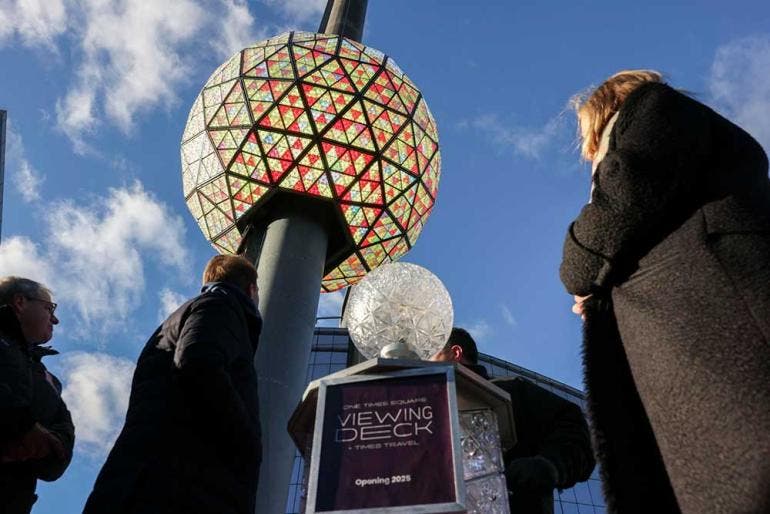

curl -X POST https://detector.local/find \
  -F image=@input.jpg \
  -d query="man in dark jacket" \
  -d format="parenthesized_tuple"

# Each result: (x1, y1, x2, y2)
(84, 255, 263, 514)
(0, 277, 75, 514)
(430, 328, 595, 514)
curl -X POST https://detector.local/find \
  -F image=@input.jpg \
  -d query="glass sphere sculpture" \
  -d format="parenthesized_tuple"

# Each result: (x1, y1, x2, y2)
(181, 31, 441, 292)
(343, 262, 453, 359)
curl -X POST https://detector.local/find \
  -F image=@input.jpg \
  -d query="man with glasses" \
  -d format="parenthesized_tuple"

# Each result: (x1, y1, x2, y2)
(0, 276, 75, 514)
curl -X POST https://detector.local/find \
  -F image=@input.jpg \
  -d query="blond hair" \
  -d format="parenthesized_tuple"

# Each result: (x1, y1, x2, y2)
(202, 255, 257, 291)
(573, 69, 664, 161)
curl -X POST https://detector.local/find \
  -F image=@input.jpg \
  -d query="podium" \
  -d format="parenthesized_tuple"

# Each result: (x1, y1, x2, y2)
(288, 358, 516, 513)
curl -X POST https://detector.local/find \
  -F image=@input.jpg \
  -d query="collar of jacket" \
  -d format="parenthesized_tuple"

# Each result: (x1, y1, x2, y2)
(200, 281, 263, 349)
(0, 303, 28, 348)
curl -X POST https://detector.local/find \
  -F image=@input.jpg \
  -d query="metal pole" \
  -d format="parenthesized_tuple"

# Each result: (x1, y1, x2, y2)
(318, 0, 368, 42)
(249, 202, 329, 514)
(0, 110, 6, 244)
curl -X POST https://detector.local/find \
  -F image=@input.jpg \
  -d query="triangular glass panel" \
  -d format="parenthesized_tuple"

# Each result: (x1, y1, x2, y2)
(293, 46, 334, 77)
(208, 53, 241, 88)
(340, 57, 379, 92)
(186, 193, 204, 221)
(245, 79, 291, 121)
(335, 253, 367, 278)
(258, 105, 285, 130)
(372, 212, 401, 240)
(413, 98, 437, 137)
(266, 156, 294, 183)
(211, 127, 249, 169)
(298, 144, 325, 170)
(305, 59, 355, 92)
(397, 81, 420, 114)
(242, 47, 268, 76)
(423, 151, 441, 198)
(203, 79, 237, 125)
(279, 168, 305, 192)
(214, 227, 242, 254)
(198, 175, 232, 212)
(266, 56, 294, 80)
(387, 237, 410, 259)
(306, 171, 333, 198)
(388, 191, 413, 229)
(204, 206, 232, 238)
(382, 236, 403, 256)
(309, 36, 339, 56)
(364, 70, 398, 106)
(361, 243, 389, 268)
(330, 170, 356, 197)
(183, 95, 205, 144)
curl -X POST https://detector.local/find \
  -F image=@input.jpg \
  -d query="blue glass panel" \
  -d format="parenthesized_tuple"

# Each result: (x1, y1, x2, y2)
(573, 481, 593, 504)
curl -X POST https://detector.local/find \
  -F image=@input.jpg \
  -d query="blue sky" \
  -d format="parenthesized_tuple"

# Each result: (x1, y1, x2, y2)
(1, 0, 769, 512)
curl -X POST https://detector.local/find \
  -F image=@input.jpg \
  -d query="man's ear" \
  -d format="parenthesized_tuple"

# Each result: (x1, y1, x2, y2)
(450, 344, 464, 362)
(9, 293, 26, 315)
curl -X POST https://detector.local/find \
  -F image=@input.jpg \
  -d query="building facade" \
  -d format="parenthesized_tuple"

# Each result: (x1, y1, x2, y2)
(285, 326, 606, 514)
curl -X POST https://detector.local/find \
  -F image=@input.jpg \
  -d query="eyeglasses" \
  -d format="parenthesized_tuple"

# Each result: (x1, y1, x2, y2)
(25, 296, 58, 315)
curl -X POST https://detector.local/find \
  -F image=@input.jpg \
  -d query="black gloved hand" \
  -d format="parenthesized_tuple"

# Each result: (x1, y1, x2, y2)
(505, 455, 559, 493)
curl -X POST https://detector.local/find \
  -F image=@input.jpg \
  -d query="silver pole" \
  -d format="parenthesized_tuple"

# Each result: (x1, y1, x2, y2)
(250, 206, 328, 514)
(0, 110, 6, 244)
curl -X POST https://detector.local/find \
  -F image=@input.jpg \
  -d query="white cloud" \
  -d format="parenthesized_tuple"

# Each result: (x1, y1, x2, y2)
(262, 0, 325, 24)
(0, 236, 53, 283)
(500, 304, 517, 327)
(56, 0, 206, 147)
(0, 182, 190, 336)
(0, 0, 69, 49)
(59, 351, 135, 456)
(49, 0, 264, 151)
(54, 83, 98, 154)
(464, 319, 493, 342)
(15, 161, 44, 202)
(457, 112, 570, 160)
(709, 34, 770, 153)
(4, 123, 44, 202)
(158, 288, 187, 321)
(213, 0, 267, 59)
(7, 0, 331, 152)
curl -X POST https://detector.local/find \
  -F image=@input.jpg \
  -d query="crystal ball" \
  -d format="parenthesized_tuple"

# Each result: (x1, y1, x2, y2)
(343, 262, 453, 359)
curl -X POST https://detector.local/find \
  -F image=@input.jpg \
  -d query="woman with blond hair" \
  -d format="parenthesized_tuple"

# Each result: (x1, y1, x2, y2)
(561, 70, 770, 513)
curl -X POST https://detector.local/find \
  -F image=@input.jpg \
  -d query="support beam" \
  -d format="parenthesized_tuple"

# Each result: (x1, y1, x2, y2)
(248, 203, 329, 514)
(0, 110, 6, 243)
(318, 0, 368, 42)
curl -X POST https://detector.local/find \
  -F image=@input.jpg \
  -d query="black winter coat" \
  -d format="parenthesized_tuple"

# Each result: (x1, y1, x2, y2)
(84, 282, 262, 514)
(561, 82, 770, 513)
(468, 365, 595, 514)
(0, 305, 75, 514)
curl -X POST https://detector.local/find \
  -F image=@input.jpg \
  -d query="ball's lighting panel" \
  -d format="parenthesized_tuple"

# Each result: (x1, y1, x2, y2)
(181, 31, 441, 292)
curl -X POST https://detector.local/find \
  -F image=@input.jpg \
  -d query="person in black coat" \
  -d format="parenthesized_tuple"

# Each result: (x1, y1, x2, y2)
(562, 70, 770, 513)
(0, 277, 75, 514)
(430, 328, 595, 514)
(84, 255, 263, 514)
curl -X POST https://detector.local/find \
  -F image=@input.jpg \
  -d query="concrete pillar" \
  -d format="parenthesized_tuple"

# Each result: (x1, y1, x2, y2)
(247, 203, 328, 514)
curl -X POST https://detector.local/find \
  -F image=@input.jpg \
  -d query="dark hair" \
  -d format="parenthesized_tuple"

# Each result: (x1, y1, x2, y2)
(445, 327, 479, 364)
(202, 255, 257, 292)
